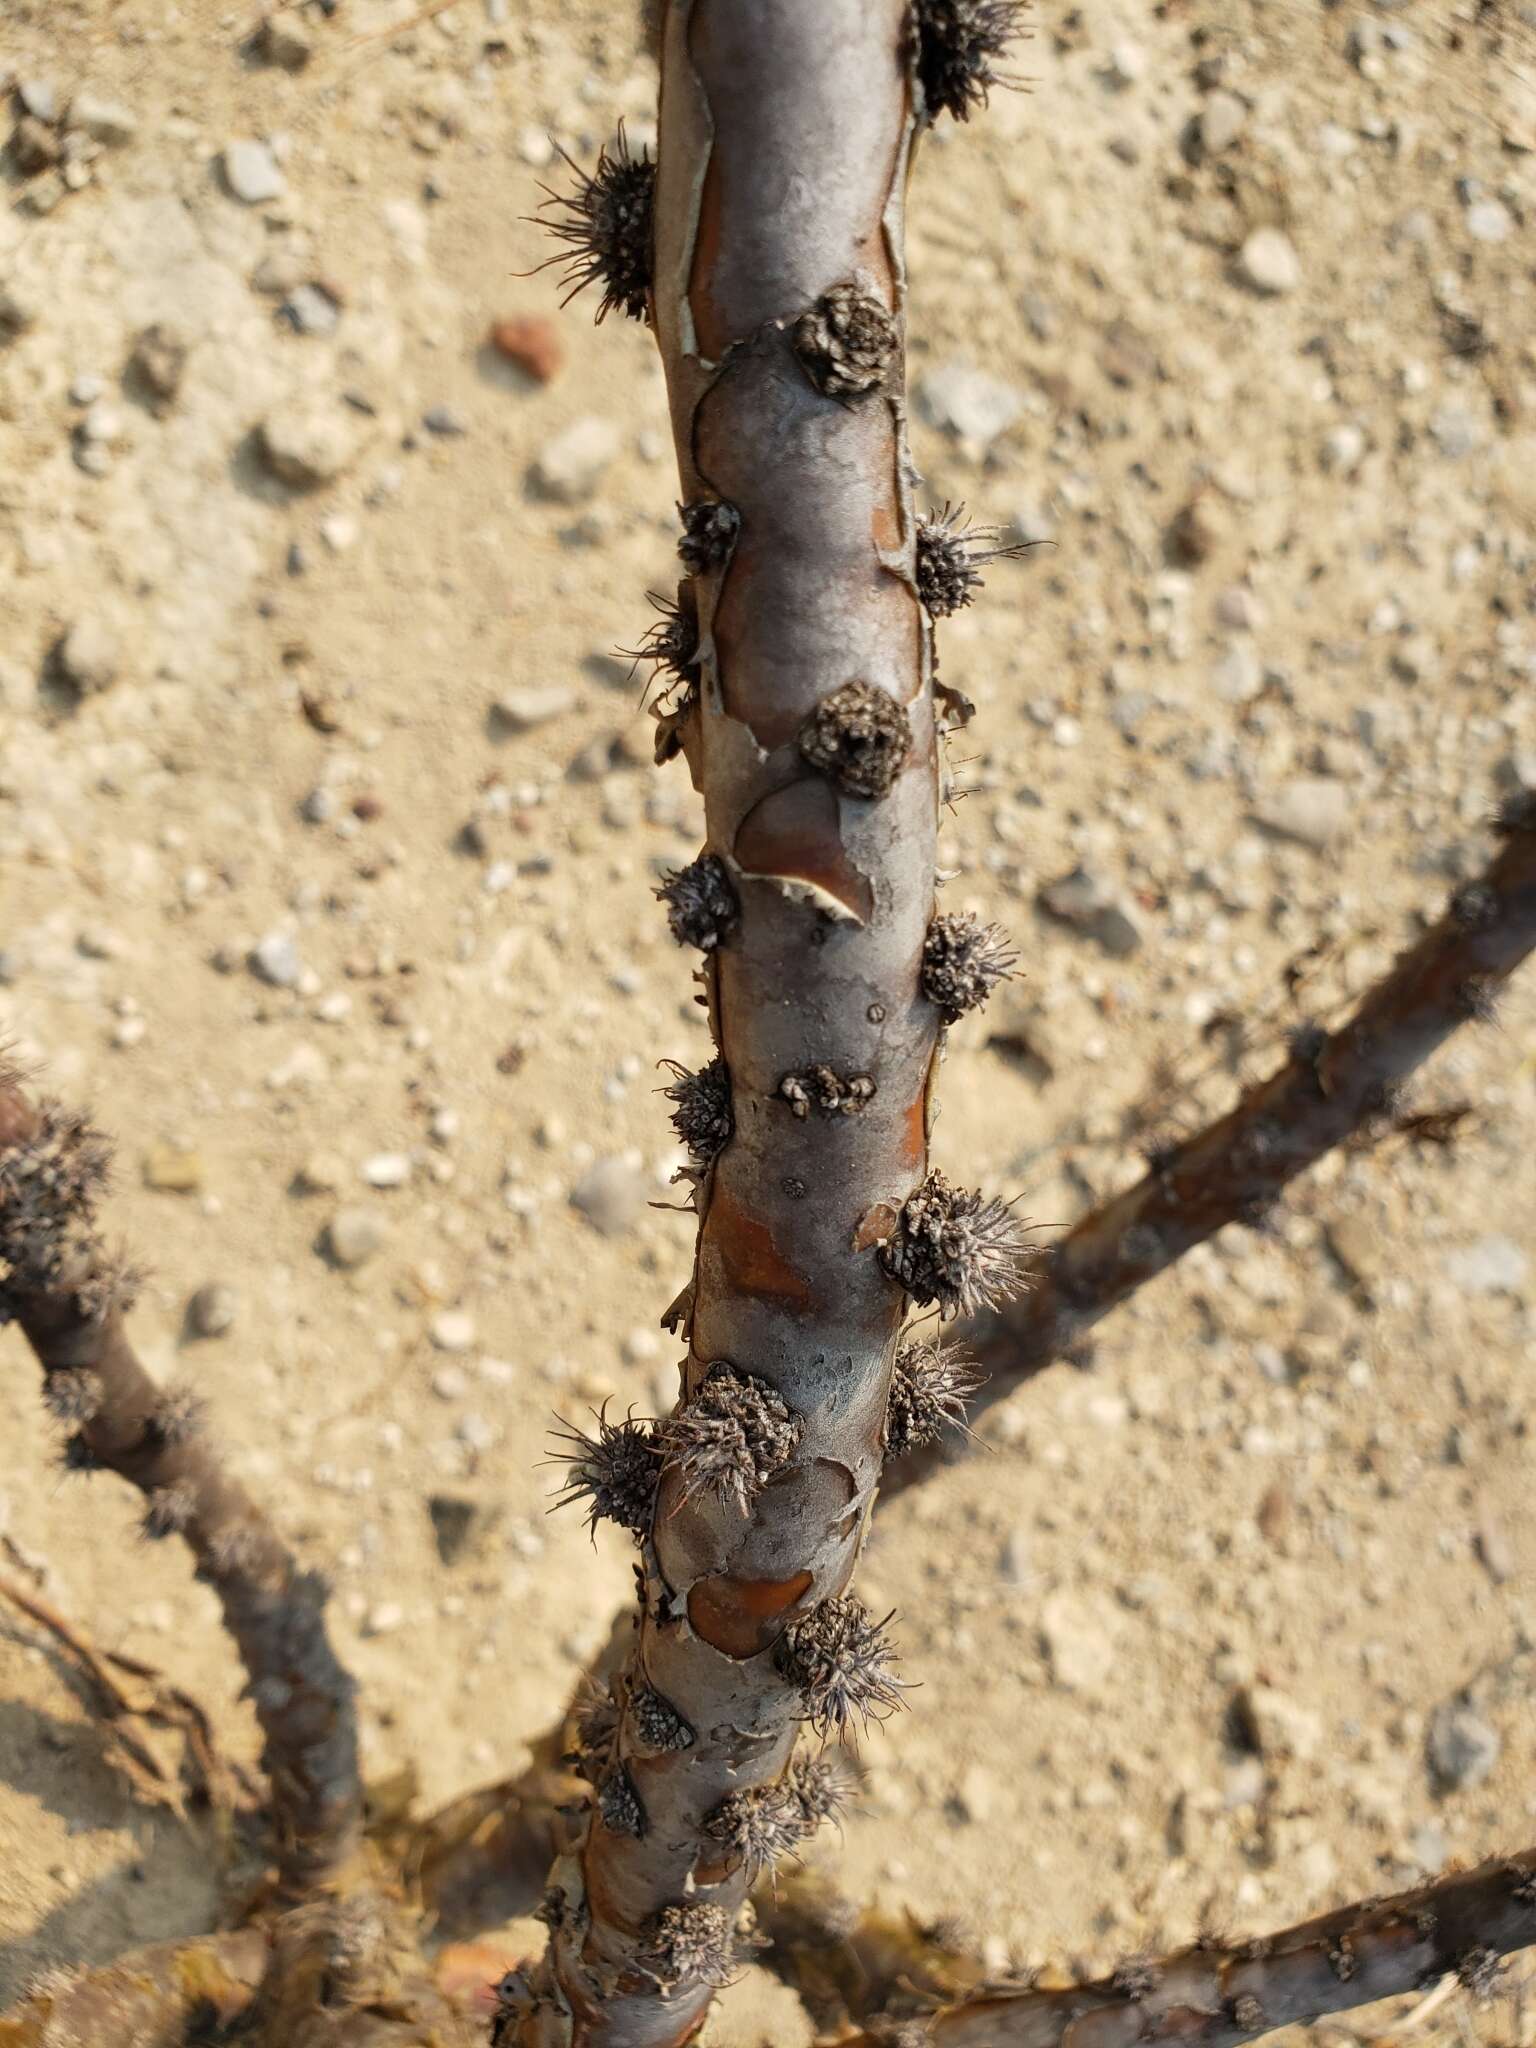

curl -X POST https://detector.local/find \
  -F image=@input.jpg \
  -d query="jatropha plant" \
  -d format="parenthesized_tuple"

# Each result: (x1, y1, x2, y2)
(4, 7, 1536, 2048)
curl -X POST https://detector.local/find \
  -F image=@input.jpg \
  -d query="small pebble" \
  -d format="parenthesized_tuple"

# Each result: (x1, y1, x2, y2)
(489, 314, 563, 383)
(430, 1310, 477, 1354)
(1427, 1700, 1500, 1790)
(1255, 776, 1349, 850)
(250, 930, 303, 987)
(325, 1206, 386, 1267)
(68, 92, 137, 146)
(529, 416, 621, 504)
(569, 1155, 648, 1237)
(188, 1283, 238, 1338)
(423, 403, 468, 437)
(55, 617, 120, 696)
(222, 137, 286, 205)
(491, 685, 577, 733)
(259, 8, 314, 69)
(282, 283, 341, 335)
(1236, 226, 1301, 296)
(362, 1152, 411, 1189)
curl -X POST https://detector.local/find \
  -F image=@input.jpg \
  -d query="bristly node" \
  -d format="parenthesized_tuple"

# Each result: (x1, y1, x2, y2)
(572, 1677, 620, 1776)
(792, 283, 898, 399)
(546, 1406, 662, 1539)
(777, 1066, 876, 1120)
(921, 911, 1018, 1022)
(621, 583, 700, 694)
(1456, 1947, 1504, 2002)
(0, 1100, 113, 1322)
(529, 124, 654, 324)
(884, 1339, 984, 1459)
(704, 1778, 809, 1877)
(142, 1481, 198, 1542)
(785, 1747, 859, 1832)
(41, 1368, 102, 1424)
(661, 1056, 733, 1167)
(1450, 880, 1499, 933)
(145, 1383, 206, 1448)
(879, 1169, 1033, 1318)
(916, 503, 1035, 617)
(1453, 975, 1499, 1025)
(636, 1902, 741, 1993)
(1227, 1994, 1266, 2032)
(774, 1595, 906, 1738)
(799, 680, 912, 799)
(910, 0, 1030, 122)
(1493, 789, 1536, 837)
(656, 854, 739, 952)
(629, 1683, 694, 1753)
(677, 499, 739, 574)
(659, 1363, 802, 1517)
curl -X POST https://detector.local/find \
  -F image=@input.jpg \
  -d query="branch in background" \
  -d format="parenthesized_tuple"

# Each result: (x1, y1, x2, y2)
(821, 1850, 1536, 2048)
(500, 4, 1029, 2041)
(0, 1071, 362, 1897)
(0, 1928, 267, 2048)
(884, 804, 1536, 1495)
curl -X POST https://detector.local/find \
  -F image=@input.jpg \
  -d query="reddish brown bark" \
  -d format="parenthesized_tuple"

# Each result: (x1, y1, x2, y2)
(0, 1076, 362, 1895)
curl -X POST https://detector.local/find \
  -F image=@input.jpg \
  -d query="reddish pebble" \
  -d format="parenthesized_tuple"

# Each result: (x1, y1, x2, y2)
(490, 315, 563, 384)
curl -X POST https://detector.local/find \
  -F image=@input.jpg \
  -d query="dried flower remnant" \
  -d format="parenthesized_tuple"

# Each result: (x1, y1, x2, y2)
(799, 680, 912, 799)
(660, 1363, 802, 1516)
(572, 1677, 620, 1776)
(785, 1747, 859, 1831)
(880, 1169, 1033, 1318)
(792, 282, 899, 398)
(705, 1778, 809, 1877)
(147, 1383, 206, 1447)
(656, 854, 739, 952)
(662, 1057, 733, 1167)
(775, 1596, 906, 1738)
(910, 0, 1029, 123)
(915, 503, 1033, 617)
(777, 1066, 876, 1119)
(0, 1098, 112, 1319)
(532, 126, 655, 325)
(883, 1339, 984, 1459)
(142, 1481, 198, 1542)
(623, 583, 701, 697)
(677, 498, 740, 573)
(546, 1407, 661, 1538)
(41, 1367, 102, 1423)
(921, 911, 1018, 1022)
(635, 1902, 741, 1993)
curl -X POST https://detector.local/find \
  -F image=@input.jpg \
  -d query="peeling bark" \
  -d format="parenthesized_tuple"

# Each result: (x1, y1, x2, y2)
(0, 1075, 362, 1895)
(501, 4, 1027, 2041)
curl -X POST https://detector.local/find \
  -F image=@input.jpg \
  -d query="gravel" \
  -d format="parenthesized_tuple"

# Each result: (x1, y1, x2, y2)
(569, 1155, 648, 1236)
(491, 685, 578, 733)
(249, 930, 302, 986)
(258, 405, 357, 488)
(1427, 1699, 1500, 1790)
(325, 1206, 386, 1268)
(55, 616, 120, 696)
(1236, 226, 1301, 295)
(915, 361, 1024, 448)
(1037, 867, 1143, 956)
(187, 1282, 238, 1337)
(1254, 776, 1350, 850)
(529, 416, 621, 503)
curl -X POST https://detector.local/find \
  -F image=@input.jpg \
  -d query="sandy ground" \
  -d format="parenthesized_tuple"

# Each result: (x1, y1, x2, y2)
(3, 1, 1536, 2040)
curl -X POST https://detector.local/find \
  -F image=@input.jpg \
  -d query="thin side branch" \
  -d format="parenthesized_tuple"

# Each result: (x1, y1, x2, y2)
(887, 814, 1536, 1494)
(821, 1851, 1536, 2047)
(0, 1072, 362, 1895)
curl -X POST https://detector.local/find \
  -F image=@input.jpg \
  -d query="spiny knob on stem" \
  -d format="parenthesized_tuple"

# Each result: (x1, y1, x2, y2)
(799, 680, 912, 799)
(921, 910, 1018, 1022)
(546, 1407, 661, 1538)
(662, 1056, 733, 1167)
(659, 1362, 802, 1516)
(915, 503, 1036, 617)
(883, 1338, 984, 1459)
(774, 1595, 906, 1738)
(635, 1902, 744, 1993)
(910, 0, 1030, 123)
(656, 854, 739, 951)
(530, 125, 655, 325)
(677, 498, 740, 573)
(792, 283, 898, 398)
(880, 1169, 1033, 1318)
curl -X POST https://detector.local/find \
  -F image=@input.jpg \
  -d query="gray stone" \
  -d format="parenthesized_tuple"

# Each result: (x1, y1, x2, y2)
(68, 92, 138, 146)
(250, 930, 302, 986)
(281, 283, 340, 335)
(570, 1155, 648, 1236)
(258, 405, 357, 488)
(251, 245, 309, 295)
(423, 403, 468, 436)
(56, 616, 120, 696)
(1443, 1235, 1529, 1297)
(530, 416, 621, 503)
(188, 1282, 238, 1337)
(1037, 867, 1142, 957)
(1464, 198, 1513, 244)
(1321, 422, 1366, 475)
(1427, 1700, 1500, 1790)
(1236, 226, 1301, 296)
(17, 79, 60, 123)
(427, 1493, 494, 1567)
(491, 685, 578, 734)
(915, 361, 1024, 447)
(1212, 642, 1262, 704)
(259, 9, 314, 70)
(1239, 1682, 1323, 1761)
(325, 1205, 386, 1268)
(1199, 90, 1247, 154)
(222, 138, 285, 205)
(1255, 776, 1350, 850)
(1039, 1591, 1117, 1692)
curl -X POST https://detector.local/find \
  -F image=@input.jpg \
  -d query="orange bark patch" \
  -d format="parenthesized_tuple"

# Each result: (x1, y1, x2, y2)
(687, 1569, 813, 1658)
(705, 1183, 813, 1307)
(853, 1201, 898, 1252)
(734, 779, 874, 925)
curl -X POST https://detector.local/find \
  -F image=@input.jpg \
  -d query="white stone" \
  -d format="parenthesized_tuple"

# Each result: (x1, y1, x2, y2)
(530, 416, 621, 504)
(222, 138, 285, 204)
(1237, 226, 1301, 296)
